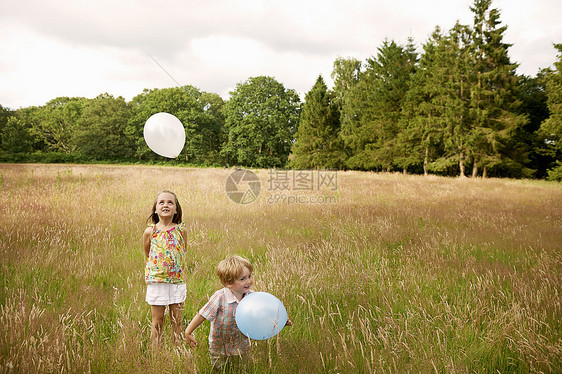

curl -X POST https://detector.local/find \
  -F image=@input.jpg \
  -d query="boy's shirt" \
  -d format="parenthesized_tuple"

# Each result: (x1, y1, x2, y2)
(199, 287, 253, 356)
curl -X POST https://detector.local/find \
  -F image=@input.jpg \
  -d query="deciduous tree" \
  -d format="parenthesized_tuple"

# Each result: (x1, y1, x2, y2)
(127, 86, 225, 164)
(73, 93, 133, 160)
(29, 97, 85, 154)
(221, 76, 300, 168)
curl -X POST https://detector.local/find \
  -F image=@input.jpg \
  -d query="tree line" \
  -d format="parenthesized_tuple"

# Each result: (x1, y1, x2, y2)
(0, 0, 560, 180)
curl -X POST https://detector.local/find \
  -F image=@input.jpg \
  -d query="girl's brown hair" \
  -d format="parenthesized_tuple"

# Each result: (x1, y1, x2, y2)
(147, 190, 183, 224)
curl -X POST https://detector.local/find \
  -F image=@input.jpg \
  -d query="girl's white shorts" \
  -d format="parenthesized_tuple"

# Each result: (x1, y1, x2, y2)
(146, 283, 186, 305)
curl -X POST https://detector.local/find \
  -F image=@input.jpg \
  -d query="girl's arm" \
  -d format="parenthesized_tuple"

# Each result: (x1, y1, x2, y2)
(182, 228, 188, 250)
(184, 313, 206, 348)
(142, 227, 152, 258)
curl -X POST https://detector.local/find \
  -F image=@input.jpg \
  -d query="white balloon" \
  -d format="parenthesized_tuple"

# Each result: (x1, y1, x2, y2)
(143, 112, 185, 158)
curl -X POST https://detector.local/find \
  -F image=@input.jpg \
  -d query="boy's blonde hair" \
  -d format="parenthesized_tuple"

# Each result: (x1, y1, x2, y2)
(216, 255, 253, 286)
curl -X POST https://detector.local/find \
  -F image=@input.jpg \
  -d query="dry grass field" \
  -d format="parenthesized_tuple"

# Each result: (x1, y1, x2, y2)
(0, 163, 560, 373)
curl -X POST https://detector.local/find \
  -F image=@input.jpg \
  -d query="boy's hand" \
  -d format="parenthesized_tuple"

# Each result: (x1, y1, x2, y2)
(185, 331, 197, 349)
(286, 318, 293, 327)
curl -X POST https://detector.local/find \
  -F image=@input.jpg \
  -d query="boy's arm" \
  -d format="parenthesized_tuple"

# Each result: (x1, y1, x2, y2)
(185, 313, 206, 348)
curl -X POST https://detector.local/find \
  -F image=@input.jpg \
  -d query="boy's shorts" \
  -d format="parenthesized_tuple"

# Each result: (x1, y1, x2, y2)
(145, 283, 186, 305)
(210, 351, 250, 373)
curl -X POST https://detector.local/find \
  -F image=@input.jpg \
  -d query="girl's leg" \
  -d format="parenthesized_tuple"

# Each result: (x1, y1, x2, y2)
(168, 302, 184, 345)
(150, 305, 166, 349)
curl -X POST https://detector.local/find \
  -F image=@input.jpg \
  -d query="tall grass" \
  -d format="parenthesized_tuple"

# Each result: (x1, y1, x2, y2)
(0, 164, 560, 373)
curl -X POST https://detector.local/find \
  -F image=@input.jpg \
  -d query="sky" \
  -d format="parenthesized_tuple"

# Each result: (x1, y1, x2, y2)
(1, 0, 561, 109)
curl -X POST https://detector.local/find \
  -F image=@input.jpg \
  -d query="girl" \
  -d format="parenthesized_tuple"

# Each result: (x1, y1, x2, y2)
(143, 190, 188, 349)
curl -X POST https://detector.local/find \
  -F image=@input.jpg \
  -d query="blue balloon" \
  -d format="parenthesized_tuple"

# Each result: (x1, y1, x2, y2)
(235, 292, 288, 340)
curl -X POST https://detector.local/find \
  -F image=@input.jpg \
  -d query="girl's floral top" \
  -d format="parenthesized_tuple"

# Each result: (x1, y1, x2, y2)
(145, 222, 186, 284)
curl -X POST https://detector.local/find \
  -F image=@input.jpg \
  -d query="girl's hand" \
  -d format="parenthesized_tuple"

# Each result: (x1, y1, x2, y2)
(185, 332, 197, 349)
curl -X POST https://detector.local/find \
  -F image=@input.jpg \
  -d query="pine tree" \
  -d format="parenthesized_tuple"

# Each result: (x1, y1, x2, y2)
(540, 44, 562, 180)
(291, 76, 344, 169)
(468, 0, 527, 177)
(428, 22, 473, 177)
(392, 37, 424, 174)
(399, 28, 447, 176)
(331, 57, 362, 138)
(341, 40, 417, 171)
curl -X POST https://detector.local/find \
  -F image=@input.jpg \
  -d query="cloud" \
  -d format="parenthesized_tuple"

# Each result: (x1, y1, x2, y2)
(1, 0, 561, 108)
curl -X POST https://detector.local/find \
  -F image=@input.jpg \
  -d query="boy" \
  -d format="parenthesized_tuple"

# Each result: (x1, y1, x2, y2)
(185, 255, 255, 371)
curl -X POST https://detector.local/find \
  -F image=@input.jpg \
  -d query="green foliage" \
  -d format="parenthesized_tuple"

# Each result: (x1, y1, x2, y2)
(0, 151, 91, 164)
(467, 0, 528, 177)
(0, 104, 11, 137)
(429, 22, 473, 177)
(398, 31, 446, 175)
(1, 117, 33, 153)
(73, 93, 133, 160)
(29, 97, 86, 153)
(186, 92, 226, 165)
(546, 161, 562, 181)
(331, 57, 362, 109)
(221, 76, 300, 168)
(291, 76, 345, 169)
(127, 86, 225, 165)
(512, 75, 550, 178)
(4, 106, 47, 152)
(341, 39, 418, 171)
(540, 43, 562, 178)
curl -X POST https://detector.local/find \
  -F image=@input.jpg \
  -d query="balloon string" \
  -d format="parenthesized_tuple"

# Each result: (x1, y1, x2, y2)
(145, 51, 183, 88)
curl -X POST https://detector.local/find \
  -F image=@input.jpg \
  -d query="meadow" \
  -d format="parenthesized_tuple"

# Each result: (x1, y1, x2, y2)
(0, 163, 560, 373)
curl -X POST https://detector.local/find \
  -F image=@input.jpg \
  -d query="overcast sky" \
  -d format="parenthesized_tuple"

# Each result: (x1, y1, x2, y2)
(1, 0, 561, 109)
